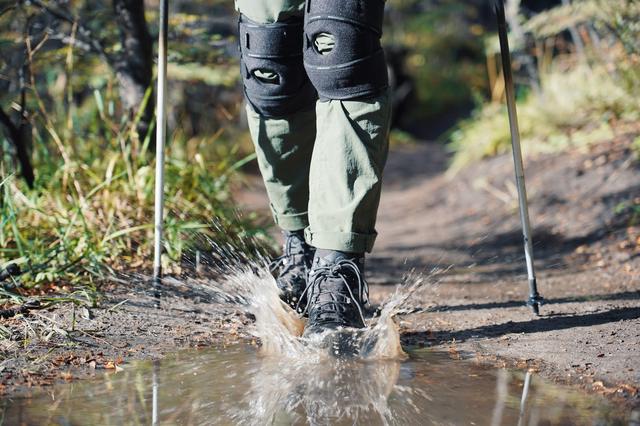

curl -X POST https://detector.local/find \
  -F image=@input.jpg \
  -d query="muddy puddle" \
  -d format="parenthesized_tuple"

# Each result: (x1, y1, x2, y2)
(2, 344, 632, 425)
(2, 265, 635, 425)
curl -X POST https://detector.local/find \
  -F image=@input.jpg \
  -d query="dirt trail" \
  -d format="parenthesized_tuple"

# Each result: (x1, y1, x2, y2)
(369, 137, 640, 405)
(232, 134, 640, 405)
(235, 134, 640, 405)
(1, 136, 638, 408)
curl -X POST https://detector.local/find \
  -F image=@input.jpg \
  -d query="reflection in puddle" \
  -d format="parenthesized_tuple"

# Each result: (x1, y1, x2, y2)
(2, 345, 631, 425)
(235, 354, 404, 424)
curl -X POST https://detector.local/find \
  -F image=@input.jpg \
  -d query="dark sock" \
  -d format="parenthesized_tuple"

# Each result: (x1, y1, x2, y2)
(315, 248, 364, 264)
(283, 229, 305, 239)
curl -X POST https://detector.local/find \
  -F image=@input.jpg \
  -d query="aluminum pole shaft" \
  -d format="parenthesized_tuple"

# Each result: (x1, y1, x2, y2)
(153, 0, 169, 297)
(494, 0, 543, 314)
(517, 371, 532, 426)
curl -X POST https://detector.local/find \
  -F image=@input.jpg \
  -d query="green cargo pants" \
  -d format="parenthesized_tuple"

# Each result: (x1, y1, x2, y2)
(235, 0, 391, 254)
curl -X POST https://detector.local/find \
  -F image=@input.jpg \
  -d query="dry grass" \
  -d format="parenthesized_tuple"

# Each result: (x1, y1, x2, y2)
(448, 61, 639, 173)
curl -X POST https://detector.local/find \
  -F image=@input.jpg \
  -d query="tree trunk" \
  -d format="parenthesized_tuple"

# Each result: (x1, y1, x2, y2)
(113, 0, 154, 145)
(0, 107, 35, 188)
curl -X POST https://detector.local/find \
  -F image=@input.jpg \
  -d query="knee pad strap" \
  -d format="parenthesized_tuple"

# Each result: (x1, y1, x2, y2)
(303, 0, 389, 100)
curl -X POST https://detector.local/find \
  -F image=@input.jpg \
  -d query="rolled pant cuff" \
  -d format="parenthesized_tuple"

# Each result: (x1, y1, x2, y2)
(304, 229, 377, 253)
(272, 210, 309, 231)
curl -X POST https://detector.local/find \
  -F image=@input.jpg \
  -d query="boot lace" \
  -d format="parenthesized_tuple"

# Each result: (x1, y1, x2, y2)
(298, 259, 369, 327)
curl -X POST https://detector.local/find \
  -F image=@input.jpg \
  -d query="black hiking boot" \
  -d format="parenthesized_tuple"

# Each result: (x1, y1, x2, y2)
(301, 250, 369, 338)
(270, 230, 315, 310)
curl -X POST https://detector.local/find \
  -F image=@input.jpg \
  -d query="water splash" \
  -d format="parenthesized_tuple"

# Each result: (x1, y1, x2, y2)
(178, 255, 425, 361)
(161, 236, 440, 424)
(169, 230, 448, 360)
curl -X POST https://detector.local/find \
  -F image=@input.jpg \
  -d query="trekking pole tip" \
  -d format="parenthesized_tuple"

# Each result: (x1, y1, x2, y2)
(530, 302, 540, 316)
(527, 293, 544, 316)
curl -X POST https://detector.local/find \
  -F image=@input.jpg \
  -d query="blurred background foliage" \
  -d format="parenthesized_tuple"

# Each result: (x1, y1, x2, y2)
(449, 0, 640, 171)
(0, 0, 638, 297)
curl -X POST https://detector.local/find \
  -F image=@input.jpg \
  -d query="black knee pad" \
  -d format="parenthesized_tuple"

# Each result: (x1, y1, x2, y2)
(303, 0, 389, 100)
(239, 15, 317, 117)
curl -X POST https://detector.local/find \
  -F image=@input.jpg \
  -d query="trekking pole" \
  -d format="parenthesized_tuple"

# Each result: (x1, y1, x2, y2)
(493, 0, 544, 315)
(517, 371, 532, 426)
(152, 0, 169, 305)
(152, 360, 160, 425)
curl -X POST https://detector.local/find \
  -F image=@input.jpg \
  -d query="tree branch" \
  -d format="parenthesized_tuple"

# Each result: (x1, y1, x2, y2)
(0, 4, 17, 18)
(27, 0, 114, 66)
(45, 30, 94, 52)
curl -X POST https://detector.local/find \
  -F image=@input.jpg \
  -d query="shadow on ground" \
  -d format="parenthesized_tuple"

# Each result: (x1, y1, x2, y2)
(403, 306, 640, 345)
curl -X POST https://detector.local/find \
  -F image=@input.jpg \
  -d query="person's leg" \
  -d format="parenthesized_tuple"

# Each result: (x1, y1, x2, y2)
(235, 0, 315, 232)
(306, 95, 391, 254)
(235, 0, 304, 23)
(235, 0, 316, 308)
(303, 0, 391, 255)
(301, 0, 392, 335)
(245, 108, 315, 232)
